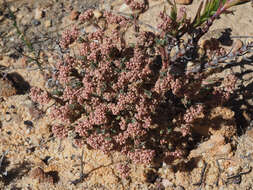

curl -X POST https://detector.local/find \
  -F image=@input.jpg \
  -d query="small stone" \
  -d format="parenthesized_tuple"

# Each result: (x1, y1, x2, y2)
(176, 186, 185, 190)
(119, 3, 134, 15)
(44, 20, 52, 28)
(0, 15, 4, 22)
(227, 165, 241, 176)
(216, 143, 232, 156)
(197, 159, 205, 168)
(243, 110, 251, 122)
(0, 78, 16, 98)
(69, 10, 80, 20)
(34, 8, 45, 19)
(247, 128, 253, 141)
(30, 167, 54, 184)
(231, 39, 243, 54)
(24, 120, 34, 127)
(32, 19, 41, 26)
(190, 134, 225, 157)
(5, 113, 12, 122)
(162, 179, 173, 188)
(93, 10, 102, 19)
(175, 0, 192, 5)
(10, 6, 18, 12)
(200, 38, 220, 50)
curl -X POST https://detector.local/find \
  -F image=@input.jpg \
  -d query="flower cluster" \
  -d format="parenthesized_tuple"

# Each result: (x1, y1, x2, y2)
(125, 0, 146, 11)
(52, 124, 69, 139)
(79, 9, 94, 23)
(213, 74, 237, 104)
(59, 27, 79, 49)
(30, 87, 51, 104)
(116, 162, 131, 178)
(184, 104, 204, 124)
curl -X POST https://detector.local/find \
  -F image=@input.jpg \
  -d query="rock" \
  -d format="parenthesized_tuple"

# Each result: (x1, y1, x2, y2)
(231, 39, 243, 54)
(193, 107, 236, 138)
(246, 128, 253, 141)
(32, 19, 41, 26)
(190, 134, 226, 157)
(162, 179, 173, 188)
(175, 0, 192, 5)
(34, 8, 45, 20)
(199, 38, 220, 50)
(30, 167, 54, 184)
(93, 10, 102, 19)
(0, 78, 16, 98)
(10, 6, 18, 12)
(44, 19, 52, 28)
(216, 143, 232, 156)
(69, 10, 80, 20)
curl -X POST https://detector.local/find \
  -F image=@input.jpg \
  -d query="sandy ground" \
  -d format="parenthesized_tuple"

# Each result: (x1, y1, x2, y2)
(0, 0, 253, 189)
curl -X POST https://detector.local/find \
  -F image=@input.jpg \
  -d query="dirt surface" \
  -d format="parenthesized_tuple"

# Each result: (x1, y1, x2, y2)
(0, 0, 253, 190)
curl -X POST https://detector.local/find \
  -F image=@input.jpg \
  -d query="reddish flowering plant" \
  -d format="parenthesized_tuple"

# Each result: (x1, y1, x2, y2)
(29, 4, 250, 165)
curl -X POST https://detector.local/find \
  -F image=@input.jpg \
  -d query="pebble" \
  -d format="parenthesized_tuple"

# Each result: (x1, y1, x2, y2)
(30, 167, 54, 184)
(69, 10, 80, 20)
(176, 186, 185, 190)
(93, 10, 102, 19)
(32, 19, 41, 26)
(217, 143, 232, 156)
(44, 19, 52, 28)
(24, 120, 34, 127)
(119, 3, 133, 15)
(5, 113, 12, 122)
(200, 38, 220, 50)
(35, 8, 45, 20)
(0, 78, 16, 98)
(175, 0, 192, 5)
(10, 6, 18, 12)
(161, 179, 173, 188)
(190, 134, 225, 156)
(231, 39, 243, 54)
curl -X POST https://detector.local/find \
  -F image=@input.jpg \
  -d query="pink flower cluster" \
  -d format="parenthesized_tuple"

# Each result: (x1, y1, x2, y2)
(79, 9, 94, 23)
(60, 27, 79, 49)
(184, 104, 204, 124)
(52, 124, 68, 139)
(127, 149, 155, 164)
(213, 74, 237, 104)
(86, 134, 114, 153)
(158, 12, 173, 33)
(116, 163, 131, 178)
(125, 0, 146, 11)
(30, 87, 50, 104)
(103, 11, 129, 27)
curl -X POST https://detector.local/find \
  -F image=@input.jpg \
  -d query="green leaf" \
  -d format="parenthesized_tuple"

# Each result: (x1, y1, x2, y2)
(170, 3, 177, 21)
(51, 89, 63, 96)
(104, 137, 112, 141)
(144, 89, 152, 98)
(90, 62, 97, 70)
(167, 127, 172, 134)
(192, 0, 227, 27)
(131, 118, 136, 123)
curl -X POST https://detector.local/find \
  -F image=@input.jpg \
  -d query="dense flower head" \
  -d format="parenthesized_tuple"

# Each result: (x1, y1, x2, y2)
(116, 163, 131, 178)
(30, 87, 51, 104)
(52, 124, 68, 139)
(79, 9, 94, 23)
